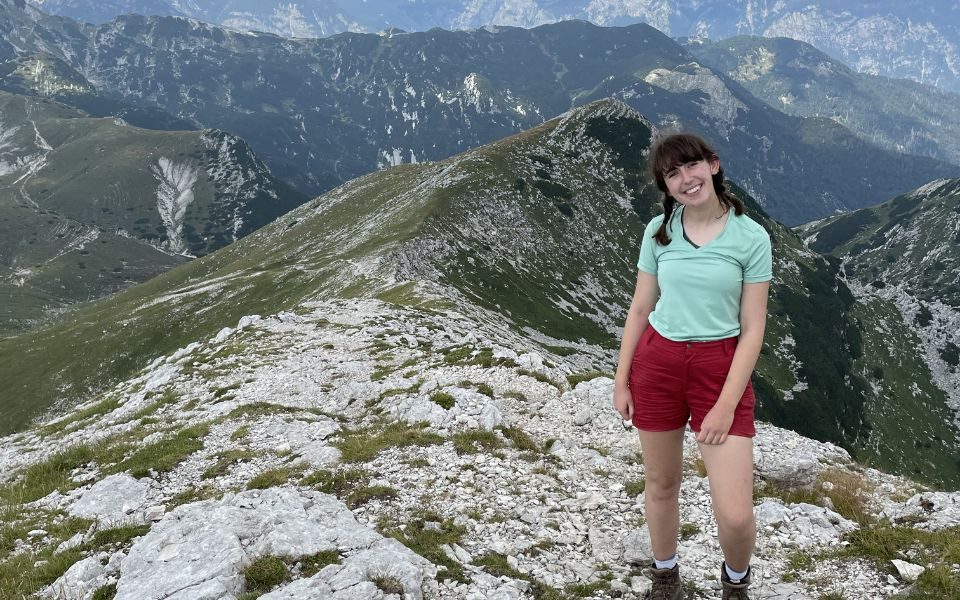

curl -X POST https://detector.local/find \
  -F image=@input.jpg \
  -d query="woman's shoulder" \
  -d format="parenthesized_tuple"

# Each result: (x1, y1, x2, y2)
(645, 213, 666, 232)
(731, 211, 770, 239)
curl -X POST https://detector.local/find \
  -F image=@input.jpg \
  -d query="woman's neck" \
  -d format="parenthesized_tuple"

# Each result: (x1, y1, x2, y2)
(680, 199, 726, 227)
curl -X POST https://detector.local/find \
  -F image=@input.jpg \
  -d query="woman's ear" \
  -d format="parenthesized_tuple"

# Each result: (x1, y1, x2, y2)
(709, 157, 720, 175)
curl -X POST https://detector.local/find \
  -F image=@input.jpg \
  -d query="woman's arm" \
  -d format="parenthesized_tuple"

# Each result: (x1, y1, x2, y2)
(613, 270, 660, 420)
(696, 281, 770, 444)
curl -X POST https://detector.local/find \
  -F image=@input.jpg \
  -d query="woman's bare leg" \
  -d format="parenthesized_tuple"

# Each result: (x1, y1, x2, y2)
(697, 435, 756, 571)
(637, 427, 686, 561)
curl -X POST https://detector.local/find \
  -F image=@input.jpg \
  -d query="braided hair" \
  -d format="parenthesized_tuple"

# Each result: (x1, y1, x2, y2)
(647, 133, 745, 246)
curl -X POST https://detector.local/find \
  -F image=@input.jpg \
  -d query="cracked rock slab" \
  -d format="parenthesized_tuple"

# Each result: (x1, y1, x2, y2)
(113, 487, 435, 600)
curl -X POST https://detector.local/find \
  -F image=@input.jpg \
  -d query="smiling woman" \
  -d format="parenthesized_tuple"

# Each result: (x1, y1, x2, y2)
(612, 133, 772, 600)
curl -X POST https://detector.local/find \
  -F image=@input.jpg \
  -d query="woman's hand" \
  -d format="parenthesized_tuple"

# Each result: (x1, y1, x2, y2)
(613, 383, 633, 421)
(696, 405, 734, 445)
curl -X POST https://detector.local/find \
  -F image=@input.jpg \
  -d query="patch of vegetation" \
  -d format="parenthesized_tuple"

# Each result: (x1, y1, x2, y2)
(0, 443, 103, 505)
(371, 575, 405, 595)
(243, 555, 290, 595)
(475, 382, 494, 398)
(333, 421, 444, 463)
(941, 342, 960, 368)
(247, 465, 304, 490)
(202, 449, 256, 479)
(126, 389, 182, 422)
(40, 395, 121, 436)
(346, 485, 398, 508)
(759, 468, 874, 525)
(168, 485, 222, 507)
(88, 524, 151, 548)
(300, 550, 341, 577)
(452, 429, 504, 455)
(624, 478, 645, 497)
(230, 425, 251, 442)
(381, 511, 467, 583)
(679, 523, 700, 540)
(443, 345, 474, 364)
(474, 552, 565, 598)
(429, 391, 455, 410)
(212, 382, 242, 400)
(225, 402, 337, 421)
(498, 426, 539, 453)
(112, 423, 209, 478)
(517, 369, 561, 390)
(566, 371, 610, 387)
(92, 583, 117, 600)
(300, 469, 369, 495)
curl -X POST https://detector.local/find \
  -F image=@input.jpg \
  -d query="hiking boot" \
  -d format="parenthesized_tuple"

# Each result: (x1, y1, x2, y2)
(720, 562, 751, 600)
(646, 563, 682, 600)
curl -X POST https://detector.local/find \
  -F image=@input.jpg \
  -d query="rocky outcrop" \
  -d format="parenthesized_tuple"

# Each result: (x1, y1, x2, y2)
(4, 300, 955, 599)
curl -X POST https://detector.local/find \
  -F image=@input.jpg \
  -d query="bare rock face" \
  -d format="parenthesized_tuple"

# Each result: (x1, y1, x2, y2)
(68, 473, 153, 526)
(112, 487, 436, 600)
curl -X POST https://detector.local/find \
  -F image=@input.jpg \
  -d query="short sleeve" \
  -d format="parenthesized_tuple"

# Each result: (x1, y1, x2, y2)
(637, 217, 661, 275)
(743, 230, 772, 283)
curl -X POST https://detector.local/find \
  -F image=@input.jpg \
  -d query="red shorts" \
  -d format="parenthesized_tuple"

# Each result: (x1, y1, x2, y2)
(629, 326, 756, 437)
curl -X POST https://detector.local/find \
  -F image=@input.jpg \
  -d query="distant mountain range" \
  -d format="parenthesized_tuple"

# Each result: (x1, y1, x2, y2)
(3, 100, 956, 486)
(26, 0, 960, 93)
(3, 0, 957, 227)
(691, 36, 960, 168)
(0, 89, 304, 333)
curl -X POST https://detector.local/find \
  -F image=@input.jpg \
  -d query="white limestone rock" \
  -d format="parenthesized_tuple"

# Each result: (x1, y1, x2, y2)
(756, 450, 822, 488)
(390, 395, 452, 428)
(113, 487, 434, 600)
(44, 551, 123, 600)
(621, 525, 654, 566)
(68, 474, 152, 526)
(891, 559, 924, 582)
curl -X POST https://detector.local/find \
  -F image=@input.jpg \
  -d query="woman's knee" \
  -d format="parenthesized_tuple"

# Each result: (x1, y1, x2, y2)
(715, 508, 755, 534)
(644, 472, 682, 502)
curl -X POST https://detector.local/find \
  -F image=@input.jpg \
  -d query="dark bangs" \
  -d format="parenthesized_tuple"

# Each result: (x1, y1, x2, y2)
(647, 133, 717, 190)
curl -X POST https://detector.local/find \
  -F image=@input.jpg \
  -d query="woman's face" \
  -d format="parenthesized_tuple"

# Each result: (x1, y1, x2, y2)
(662, 157, 720, 208)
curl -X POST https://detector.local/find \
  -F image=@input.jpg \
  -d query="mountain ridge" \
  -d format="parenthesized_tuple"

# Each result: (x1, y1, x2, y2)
(25, 0, 960, 93)
(3, 5, 957, 225)
(2, 98, 956, 487)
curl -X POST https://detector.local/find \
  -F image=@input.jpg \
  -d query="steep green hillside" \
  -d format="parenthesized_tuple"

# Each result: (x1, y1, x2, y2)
(801, 180, 960, 474)
(2, 99, 954, 485)
(0, 91, 304, 332)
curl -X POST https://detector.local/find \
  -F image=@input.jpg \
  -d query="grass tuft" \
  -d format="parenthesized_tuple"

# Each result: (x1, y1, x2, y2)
(451, 430, 503, 455)
(346, 485, 398, 508)
(243, 555, 289, 594)
(247, 466, 304, 490)
(333, 422, 443, 463)
(429, 391, 455, 410)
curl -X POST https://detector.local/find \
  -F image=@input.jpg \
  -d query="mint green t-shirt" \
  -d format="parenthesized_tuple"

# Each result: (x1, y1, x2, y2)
(637, 205, 772, 341)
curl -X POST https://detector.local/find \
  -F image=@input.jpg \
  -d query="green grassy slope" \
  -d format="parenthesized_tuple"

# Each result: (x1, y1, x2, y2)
(0, 91, 304, 333)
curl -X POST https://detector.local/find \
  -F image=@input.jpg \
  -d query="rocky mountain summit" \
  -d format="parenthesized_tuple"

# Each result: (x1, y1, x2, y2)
(2, 299, 959, 599)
